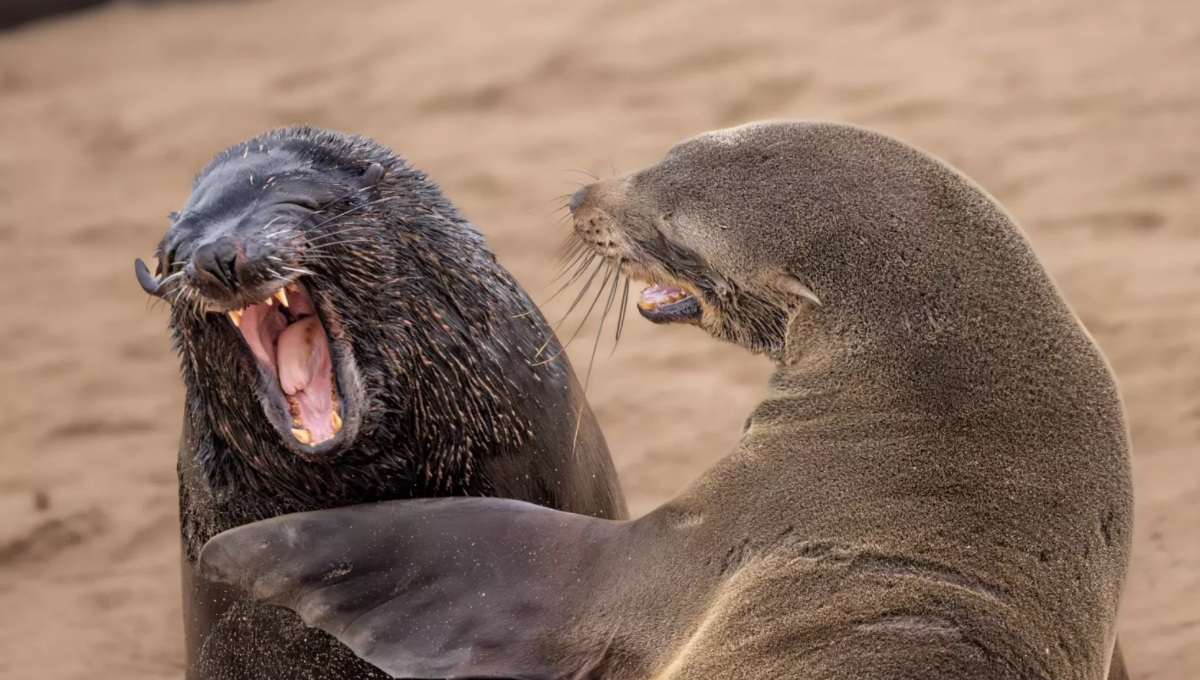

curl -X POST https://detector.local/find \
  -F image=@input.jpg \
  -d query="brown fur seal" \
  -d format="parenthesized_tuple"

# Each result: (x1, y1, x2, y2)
(197, 121, 1133, 679)
(134, 126, 626, 679)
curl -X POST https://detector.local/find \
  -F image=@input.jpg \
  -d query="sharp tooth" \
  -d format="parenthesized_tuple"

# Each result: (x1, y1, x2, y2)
(264, 296, 275, 306)
(637, 299, 656, 310)
(274, 289, 289, 307)
(229, 310, 242, 327)
(291, 428, 312, 444)
(331, 410, 343, 433)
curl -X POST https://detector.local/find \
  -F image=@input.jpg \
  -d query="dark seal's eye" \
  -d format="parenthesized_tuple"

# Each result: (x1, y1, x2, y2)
(287, 198, 321, 211)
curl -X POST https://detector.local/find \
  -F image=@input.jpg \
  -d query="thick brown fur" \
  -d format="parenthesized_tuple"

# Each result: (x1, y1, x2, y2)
(146, 126, 626, 679)
(199, 121, 1133, 680)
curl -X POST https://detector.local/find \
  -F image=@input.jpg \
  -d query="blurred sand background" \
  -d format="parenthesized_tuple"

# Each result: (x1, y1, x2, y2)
(0, 0, 1196, 677)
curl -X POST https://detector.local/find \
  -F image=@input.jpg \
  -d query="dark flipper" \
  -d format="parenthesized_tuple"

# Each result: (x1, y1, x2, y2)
(198, 498, 629, 679)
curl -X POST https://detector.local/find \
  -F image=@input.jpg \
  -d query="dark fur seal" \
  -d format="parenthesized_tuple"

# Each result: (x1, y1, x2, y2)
(135, 126, 626, 679)
(0, 0, 228, 32)
(199, 121, 1133, 679)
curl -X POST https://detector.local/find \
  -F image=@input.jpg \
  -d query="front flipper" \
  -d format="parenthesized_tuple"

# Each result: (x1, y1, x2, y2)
(198, 497, 629, 679)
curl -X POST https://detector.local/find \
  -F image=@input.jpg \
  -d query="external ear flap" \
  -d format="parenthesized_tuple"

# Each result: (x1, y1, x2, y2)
(773, 273, 821, 306)
(362, 162, 384, 185)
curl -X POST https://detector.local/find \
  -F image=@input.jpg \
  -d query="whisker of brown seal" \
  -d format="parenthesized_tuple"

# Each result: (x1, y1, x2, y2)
(543, 204, 573, 220)
(552, 254, 612, 338)
(572, 257, 624, 449)
(565, 167, 601, 182)
(610, 275, 631, 357)
(555, 229, 597, 268)
(533, 193, 573, 209)
(534, 193, 574, 218)
(533, 257, 614, 367)
(545, 255, 592, 298)
(512, 252, 598, 320)
(552, 248, 600, 288)
(564, 257, 616, 348)
(532, 254, 607, 357)
(555, 214, 575, 232)
(554, 240, 591, 273)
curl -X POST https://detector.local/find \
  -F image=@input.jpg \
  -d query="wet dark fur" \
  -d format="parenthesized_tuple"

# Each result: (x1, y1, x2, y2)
(154, 127, 625, 679)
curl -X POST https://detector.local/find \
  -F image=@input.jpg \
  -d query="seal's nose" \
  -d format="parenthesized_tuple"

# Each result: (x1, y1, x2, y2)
(193, 236, 244, 292)
(568, 186, 588, 213)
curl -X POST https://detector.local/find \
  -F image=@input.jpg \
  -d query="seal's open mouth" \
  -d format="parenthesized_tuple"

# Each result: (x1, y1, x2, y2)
(227, 283, 342, 447)
(637, 285, 702, 324)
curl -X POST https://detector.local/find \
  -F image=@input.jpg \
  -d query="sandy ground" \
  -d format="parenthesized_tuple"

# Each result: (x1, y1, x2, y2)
(0, 0, 1196, 677)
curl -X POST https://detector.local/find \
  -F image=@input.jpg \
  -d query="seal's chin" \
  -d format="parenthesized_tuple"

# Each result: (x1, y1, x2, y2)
(227, 283, 344, 449)
(637, 285, 702, 324)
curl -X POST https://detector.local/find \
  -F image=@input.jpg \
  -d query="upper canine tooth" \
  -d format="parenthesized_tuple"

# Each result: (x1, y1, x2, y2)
(274, 289, 289, 307)
(331, 410, 343, 433)
(229, 310, 242, 327)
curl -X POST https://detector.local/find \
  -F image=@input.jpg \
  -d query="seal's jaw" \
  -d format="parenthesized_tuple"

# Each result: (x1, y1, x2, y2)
(636, 285, 703, 325)
(568, 226, 791, 357)
(226, 281, 351, 455)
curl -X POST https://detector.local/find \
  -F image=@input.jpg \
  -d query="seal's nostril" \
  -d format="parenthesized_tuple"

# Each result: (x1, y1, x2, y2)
(569, 187, 588, 213)
(193, 236, 243, 292)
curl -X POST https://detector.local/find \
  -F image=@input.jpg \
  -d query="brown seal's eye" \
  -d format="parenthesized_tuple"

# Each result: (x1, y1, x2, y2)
(655, 212, 677, 239)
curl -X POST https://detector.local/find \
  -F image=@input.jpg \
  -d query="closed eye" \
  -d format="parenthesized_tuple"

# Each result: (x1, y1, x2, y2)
(286, 198, 321, 211)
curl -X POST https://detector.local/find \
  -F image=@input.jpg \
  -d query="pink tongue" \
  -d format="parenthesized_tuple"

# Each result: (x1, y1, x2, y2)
(277, 316, 336, 443)
(241, 304, 287, 367)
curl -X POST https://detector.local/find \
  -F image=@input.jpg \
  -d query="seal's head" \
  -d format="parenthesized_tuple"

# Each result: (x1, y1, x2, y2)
(568, 120, 1045, 365)
(567, 122, 843, 360)
(140, 132, 387, 459)
(137, 127, 537, 491)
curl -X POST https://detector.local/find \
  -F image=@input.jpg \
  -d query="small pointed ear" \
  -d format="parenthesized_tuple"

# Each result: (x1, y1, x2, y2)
(362, 162, 384, 185)
(772, 272, 821, 306)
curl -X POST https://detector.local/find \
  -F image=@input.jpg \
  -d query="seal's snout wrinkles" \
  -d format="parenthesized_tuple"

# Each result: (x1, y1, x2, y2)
(192, 235, 245, 293)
